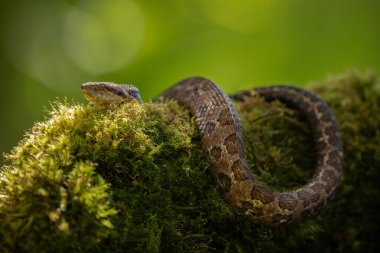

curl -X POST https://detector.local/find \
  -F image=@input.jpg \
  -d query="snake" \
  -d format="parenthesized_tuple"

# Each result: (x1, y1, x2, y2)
(81, 77, 343, 224)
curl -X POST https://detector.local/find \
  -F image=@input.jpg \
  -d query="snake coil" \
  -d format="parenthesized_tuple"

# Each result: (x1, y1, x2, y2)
(82, 77, 343, 224)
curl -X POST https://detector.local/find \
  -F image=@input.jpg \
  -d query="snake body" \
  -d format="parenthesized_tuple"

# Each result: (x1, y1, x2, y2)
(82, 77, 343, 224)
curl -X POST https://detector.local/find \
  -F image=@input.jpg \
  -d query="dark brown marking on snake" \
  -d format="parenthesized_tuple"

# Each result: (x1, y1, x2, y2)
(241, 201, 254, 211)
(314, 128, 324, 140)
(316, 139, 328, 151)
(217, 172, 232, 193)
(279, 194, 297, 210)
(224, 133, 240, 154)
(231, 160, 250, 181)
(218, 108, 234, 126)
(316, 102, 326, 114)
(251, 185, 276, 205)
(210, 146, 222, 161)
(297, 190, 313, 208)
(310, 191, 321, 203)
(310, 183, 324, 193)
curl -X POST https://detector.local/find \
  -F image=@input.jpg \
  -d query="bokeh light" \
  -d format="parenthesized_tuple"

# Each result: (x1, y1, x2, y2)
(63, 0, 144, 74)
(0, 0, 379, 160)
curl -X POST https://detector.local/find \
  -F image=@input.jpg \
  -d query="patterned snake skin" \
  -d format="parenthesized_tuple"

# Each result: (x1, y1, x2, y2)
(81, 77, 343, 224)
(160, 77, 343, 224)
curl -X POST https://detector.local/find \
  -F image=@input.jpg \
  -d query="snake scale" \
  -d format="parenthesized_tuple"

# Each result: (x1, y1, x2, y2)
(82, 77, 343, 224)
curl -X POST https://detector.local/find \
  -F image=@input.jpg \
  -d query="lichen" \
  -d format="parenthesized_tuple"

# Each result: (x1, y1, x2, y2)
(0, 72, 379, 252)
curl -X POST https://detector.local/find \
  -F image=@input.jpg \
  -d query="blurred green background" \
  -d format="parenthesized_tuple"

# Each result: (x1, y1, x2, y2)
(0, 0, 379, 160)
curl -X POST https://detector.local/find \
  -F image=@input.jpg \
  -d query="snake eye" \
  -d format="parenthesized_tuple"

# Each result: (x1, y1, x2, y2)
(129, 90, 141, 100)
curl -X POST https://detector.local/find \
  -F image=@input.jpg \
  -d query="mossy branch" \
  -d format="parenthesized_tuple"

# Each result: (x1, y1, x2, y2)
(1, 72, 379, 252)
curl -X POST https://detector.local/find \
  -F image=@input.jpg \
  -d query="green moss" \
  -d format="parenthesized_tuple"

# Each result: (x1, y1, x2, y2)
(1, 72, 379, 252)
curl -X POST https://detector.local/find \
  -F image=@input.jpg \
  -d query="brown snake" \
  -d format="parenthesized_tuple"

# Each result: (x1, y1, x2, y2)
(82, 77, 343, 224)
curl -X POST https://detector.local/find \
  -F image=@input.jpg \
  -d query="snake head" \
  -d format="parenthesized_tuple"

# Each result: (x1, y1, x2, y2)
(81, 82, 141, 105)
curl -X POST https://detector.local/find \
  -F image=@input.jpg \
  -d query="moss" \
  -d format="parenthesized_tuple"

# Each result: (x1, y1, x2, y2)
(0, 72, 379, 252)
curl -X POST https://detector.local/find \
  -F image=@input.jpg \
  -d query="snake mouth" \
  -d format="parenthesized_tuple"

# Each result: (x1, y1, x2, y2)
(81, 83, 98, 102)
(81, 89, 96, 103)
